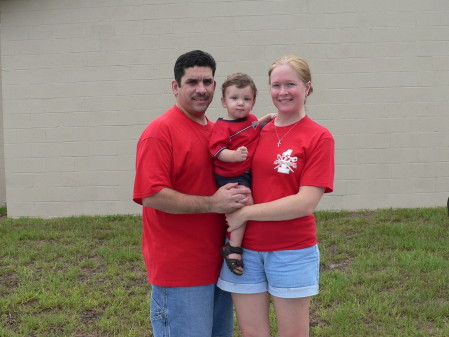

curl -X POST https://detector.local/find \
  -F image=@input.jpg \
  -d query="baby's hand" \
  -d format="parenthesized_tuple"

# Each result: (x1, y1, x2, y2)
(234, 146, 248, 162)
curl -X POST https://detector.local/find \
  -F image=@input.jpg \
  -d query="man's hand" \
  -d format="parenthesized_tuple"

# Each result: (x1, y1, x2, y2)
(142, 184, 250, 215)
(209, 183, 251, 214)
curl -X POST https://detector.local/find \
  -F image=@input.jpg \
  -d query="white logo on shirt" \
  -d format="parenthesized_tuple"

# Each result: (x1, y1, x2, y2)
(274, 149, 298, 174)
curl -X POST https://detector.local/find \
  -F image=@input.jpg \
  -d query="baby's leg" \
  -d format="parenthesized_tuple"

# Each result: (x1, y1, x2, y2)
(226, 190, 253, 273)
(229, 190, 252, 248)
(225, 225, 246, 275)
(229, 223, 246, 249)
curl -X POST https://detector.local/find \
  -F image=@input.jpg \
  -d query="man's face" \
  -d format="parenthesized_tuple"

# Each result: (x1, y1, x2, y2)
(172, 66, 216, 118)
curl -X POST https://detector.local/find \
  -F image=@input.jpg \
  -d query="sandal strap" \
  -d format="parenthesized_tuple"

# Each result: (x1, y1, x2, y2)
(223, 242, 243, 255)
(228, 258, 244, 268)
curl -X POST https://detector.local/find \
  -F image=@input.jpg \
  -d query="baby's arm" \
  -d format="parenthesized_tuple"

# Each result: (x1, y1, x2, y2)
(217, 146, 248, 162)
(258, 113, 277, 124)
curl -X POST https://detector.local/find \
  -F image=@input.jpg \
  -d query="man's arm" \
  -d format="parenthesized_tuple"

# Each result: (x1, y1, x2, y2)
(142, 183, 251, 214)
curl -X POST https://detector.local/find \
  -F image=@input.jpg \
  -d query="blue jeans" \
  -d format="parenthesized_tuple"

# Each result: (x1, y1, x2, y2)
(150, 283, 233, 337)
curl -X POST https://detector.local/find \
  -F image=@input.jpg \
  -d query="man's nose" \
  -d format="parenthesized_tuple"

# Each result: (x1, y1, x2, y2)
(196, 82, 207, 94)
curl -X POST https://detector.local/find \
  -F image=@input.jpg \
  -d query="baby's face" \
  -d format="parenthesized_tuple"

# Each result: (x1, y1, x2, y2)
(221, 85, 256, 120)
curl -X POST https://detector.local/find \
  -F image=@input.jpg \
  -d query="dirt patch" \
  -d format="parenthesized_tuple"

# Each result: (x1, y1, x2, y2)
(322, 259, 352, 271)
(0, 271, 19, 292)
(344, 211, 375, 219)
(310, 310, 330, 329)
(80, 310, 101, 325)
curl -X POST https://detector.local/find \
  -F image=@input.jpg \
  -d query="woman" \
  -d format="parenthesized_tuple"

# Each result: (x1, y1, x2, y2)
(217, 56, 335, 337)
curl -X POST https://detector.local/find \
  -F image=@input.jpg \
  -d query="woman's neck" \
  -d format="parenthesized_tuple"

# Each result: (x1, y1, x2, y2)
(274, 110, 306, 126)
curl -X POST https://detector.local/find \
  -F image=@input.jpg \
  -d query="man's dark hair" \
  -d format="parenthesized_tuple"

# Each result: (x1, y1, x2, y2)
(174, 50, 216, 85)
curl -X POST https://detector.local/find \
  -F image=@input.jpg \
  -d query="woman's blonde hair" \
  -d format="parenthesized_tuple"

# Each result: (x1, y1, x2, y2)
(268, 55, 313, 97)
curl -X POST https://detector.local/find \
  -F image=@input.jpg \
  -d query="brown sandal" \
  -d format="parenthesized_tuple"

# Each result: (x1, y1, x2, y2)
(221, 242, 244, 276)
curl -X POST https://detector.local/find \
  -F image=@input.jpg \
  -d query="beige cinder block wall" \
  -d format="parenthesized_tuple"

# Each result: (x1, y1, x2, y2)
(0, 31, 5, 207)
(0, 0, 448, 218)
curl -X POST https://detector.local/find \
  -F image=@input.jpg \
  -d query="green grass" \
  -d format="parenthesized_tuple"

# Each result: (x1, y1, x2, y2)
(0, 214, 148, 337)
(0, 207, 448, 336)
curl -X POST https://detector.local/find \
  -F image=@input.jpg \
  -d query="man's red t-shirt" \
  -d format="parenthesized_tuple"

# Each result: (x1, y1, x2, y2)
(133, 105, 226, 286)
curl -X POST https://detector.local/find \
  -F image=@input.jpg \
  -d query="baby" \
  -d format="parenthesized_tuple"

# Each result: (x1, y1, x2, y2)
(209, 73, 274, 275)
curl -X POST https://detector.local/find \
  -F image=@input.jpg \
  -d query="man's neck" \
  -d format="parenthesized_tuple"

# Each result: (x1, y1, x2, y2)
(176, 104, 208, 125)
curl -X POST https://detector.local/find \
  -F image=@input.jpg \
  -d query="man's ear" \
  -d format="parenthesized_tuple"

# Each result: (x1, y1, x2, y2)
(172, 80, 179, 96)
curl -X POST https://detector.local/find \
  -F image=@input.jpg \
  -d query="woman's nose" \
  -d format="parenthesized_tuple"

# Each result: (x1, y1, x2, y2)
(280, 85, 289, 95)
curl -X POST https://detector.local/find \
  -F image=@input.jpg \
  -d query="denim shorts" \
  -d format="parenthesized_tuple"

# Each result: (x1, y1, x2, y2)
(149, 284, 233, 337)
(217, 244, 320, 298)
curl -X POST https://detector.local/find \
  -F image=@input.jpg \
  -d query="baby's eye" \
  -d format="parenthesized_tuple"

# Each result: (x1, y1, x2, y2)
(244, 97, 252, 102)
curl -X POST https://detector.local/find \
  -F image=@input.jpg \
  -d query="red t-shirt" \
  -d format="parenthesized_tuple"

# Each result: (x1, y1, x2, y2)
(209, 114, 261, 177)
(242, 115, 334, 251)
(133, 105, 226, 287)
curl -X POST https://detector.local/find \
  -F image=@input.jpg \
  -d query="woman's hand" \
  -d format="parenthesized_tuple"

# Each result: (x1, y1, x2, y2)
(225, 208, 247, 232)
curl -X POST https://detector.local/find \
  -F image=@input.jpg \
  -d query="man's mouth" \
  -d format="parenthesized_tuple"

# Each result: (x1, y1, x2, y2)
(193, 95, 208, 101)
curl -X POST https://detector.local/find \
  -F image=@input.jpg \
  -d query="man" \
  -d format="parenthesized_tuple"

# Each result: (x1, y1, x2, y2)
(133, 50, 249, 337)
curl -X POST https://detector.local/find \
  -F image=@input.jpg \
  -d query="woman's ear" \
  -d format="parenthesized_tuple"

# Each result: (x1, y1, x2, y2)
(305, 81, 312, 96)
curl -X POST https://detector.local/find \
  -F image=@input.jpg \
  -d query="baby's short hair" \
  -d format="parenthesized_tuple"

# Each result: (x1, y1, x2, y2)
(221, 73, 257, 98)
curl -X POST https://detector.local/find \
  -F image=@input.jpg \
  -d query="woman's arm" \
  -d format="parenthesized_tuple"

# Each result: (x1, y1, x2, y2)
(225, 185, 325, 231)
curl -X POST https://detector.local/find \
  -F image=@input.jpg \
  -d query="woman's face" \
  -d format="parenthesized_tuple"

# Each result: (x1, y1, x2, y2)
(269, 64, 310, 115)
